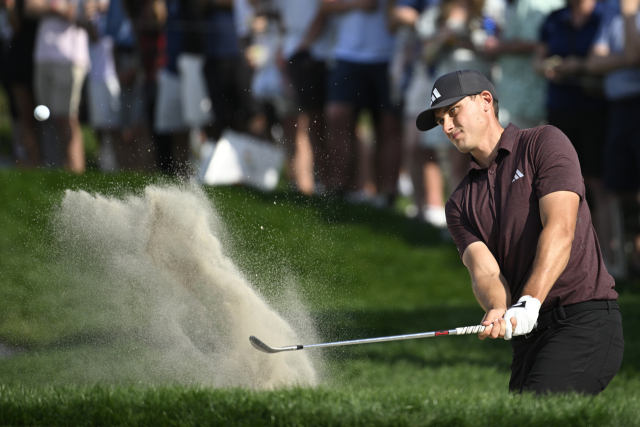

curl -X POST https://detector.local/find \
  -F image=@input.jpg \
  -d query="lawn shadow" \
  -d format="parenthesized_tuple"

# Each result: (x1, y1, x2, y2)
(205, 186, 448, 249)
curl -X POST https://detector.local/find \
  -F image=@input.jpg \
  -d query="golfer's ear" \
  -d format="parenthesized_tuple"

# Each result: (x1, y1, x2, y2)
(481, 91, 493, 112)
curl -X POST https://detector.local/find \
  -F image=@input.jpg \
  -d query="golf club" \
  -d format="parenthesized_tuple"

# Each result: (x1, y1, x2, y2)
(249, 324, 486, 354)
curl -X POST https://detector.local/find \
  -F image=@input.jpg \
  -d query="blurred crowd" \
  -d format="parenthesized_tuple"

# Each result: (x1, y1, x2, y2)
(1, 0, 640, 272)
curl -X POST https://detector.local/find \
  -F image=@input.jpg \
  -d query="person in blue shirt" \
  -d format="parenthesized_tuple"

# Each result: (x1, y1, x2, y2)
(534, 0, 609, 271)
(322, 0, 402, 206)
(585, 0, 640, 277)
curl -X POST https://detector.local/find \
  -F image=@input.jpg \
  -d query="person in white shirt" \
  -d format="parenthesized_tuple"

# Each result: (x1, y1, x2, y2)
(26, 0, 91, 173)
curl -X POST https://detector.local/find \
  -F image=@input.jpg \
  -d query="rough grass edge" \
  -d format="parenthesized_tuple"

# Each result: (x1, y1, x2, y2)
(0, 384, 639, 427)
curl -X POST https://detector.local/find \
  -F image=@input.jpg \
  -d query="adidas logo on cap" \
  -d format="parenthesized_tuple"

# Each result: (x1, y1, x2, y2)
(431, 88, 441, 106)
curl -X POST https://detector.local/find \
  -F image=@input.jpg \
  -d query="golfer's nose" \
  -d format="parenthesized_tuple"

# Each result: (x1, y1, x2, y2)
(443, 116, 455, 134)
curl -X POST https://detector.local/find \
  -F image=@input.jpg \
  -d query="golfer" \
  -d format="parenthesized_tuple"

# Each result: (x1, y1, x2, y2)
(416, 70, 624, 395)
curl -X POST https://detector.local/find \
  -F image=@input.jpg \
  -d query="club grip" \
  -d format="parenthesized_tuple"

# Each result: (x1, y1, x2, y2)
(455, 325, 486, 335)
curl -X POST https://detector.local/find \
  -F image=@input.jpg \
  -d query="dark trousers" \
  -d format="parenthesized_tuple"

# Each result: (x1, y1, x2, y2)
(203, 56, 259, 140)
(509, 307, 624, 395)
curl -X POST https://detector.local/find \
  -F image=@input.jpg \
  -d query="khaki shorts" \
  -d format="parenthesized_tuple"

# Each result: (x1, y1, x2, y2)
(34, 62, 87, 117)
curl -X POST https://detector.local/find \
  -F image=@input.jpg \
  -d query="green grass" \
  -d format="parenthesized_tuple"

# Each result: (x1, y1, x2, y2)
(0, 169, 639, 425)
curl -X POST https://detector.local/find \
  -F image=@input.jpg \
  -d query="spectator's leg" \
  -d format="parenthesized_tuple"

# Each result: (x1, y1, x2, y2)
(423, 149, 443, 207)
(286, 52, 328, 189)
(280, 113, 298, 186)
(66, 116, 86, 173)
(171, 131, 190, 177)
(325, 102, 356, 192)
(370, 62, 402, 203)
(231, 56, 267, 138)
(305, 109, 328, 188)
(204, 58, 233, 140)
(375, 110, 402, 198)
(50, 63, 86, 174)
(11, 84, 39, 167)
(294, 114, 315, 194)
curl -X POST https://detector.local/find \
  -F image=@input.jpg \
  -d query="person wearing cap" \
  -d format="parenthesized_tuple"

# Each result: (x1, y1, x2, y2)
(417, 69, 624, 395)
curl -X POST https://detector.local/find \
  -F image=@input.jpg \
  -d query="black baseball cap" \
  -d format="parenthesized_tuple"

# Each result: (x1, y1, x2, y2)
(416, 70, 498, 131)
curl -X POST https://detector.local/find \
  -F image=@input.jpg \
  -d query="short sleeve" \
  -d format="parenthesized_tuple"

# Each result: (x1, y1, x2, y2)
(593, 3, 617, 49)
(533, 126, 584, 200)
(445, 196, 482, 260)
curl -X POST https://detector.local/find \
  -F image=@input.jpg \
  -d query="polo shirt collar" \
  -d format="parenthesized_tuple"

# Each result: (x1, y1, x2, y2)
(467, 123, 520, 174)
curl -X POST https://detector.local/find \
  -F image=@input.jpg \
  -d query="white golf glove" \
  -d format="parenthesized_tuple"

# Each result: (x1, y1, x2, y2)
(503, 296, 541, 340)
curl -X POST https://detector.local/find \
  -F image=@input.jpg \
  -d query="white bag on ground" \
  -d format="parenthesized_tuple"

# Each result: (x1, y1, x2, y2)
(199, 130, 284, 191)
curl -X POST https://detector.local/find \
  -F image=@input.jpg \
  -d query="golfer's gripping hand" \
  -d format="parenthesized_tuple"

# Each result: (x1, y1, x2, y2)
(503, 296, 541, 340)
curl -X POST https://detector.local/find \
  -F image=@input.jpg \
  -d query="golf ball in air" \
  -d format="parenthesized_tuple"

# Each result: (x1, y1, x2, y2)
(34, 105, 50, 121)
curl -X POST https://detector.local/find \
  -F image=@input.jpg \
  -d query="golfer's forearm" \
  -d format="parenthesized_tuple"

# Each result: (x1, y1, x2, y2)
(463, 242, 511, 312)
(472, 276, 511, 313)
(521, 224, 573, 303)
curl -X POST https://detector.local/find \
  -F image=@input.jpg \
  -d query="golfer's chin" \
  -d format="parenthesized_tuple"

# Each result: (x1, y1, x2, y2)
(449, 137, 470, 153)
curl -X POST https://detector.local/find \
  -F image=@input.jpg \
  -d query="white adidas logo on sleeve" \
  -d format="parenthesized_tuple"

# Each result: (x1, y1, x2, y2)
(512, 169, 524, 182)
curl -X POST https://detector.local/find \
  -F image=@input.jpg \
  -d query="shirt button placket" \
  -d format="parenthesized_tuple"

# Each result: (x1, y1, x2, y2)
(487, 166, 496, 219)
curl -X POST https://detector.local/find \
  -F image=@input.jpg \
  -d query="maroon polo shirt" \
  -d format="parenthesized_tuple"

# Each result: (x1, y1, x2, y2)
(446, 124, 617, 312)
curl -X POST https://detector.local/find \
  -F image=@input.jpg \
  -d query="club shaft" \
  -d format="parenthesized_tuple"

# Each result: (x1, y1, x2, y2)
(250, 325, 486, 353)
(302, 329, 458, 349)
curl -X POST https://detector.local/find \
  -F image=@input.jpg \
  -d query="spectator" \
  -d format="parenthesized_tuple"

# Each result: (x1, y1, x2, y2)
(153, 0, 191, 176)
(485, 0, 563, 129)
(86, 0, 121, 172)
(417, 0, 496, 223)
(534, 0, 609, 271)
(247, 5, 315, 193)
(587, 0, 640, 276)
(323, 0, 402, 207)
(104, 0, 148, 170)
(0, 1, 19, 166)
(274, 0, 333, 194)
(200, 0, 267, 141)
(4, 0, 40, 167)
(26, 0, 91, 173)
(123, 0, 168, 172)
(390, 0, 450, 225)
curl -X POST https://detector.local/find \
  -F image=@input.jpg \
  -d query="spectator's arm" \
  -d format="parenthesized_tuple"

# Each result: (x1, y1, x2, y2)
(621, 0, 640, 64)
(140, 0, 167, 29)
(492, 39, 539, 55)
(532, 43, 549, 76)
(210, 0, 232, 7)
(421, 26, 457, 66)
(388, 5, 419, 33)
(585, 43, 633, 75)
(295, 9, 327, 53)
(195, 0, 232, 14)
(321, 0, 377, 14)
(25, 0, 77, 21)
(3, 0, 21, 33)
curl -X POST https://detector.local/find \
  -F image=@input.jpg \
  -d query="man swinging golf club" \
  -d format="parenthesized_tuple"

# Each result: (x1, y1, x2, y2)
(416, 70, 624, 395)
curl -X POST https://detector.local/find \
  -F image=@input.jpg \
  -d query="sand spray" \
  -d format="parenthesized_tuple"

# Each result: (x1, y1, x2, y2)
(53, 184, 318, 388)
